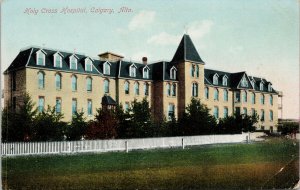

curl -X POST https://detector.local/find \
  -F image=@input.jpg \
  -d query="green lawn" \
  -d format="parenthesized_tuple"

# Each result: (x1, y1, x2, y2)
(2, 138, 299, 189)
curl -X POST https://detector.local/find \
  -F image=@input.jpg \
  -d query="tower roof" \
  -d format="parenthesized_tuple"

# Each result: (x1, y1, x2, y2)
(171, 34, 204, 64)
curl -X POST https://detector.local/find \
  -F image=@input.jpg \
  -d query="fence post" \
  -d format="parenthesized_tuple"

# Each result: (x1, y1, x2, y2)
(182, 138, 185, 149)
(125, 141, 128, 153)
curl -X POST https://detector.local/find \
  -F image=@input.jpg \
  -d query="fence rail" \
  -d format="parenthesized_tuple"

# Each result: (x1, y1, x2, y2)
(1, 134, 249, 156)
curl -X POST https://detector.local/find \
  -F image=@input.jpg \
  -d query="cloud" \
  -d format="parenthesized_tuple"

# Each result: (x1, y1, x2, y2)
(228, 45, 244, 54)
(147, 32, 181, 46)
(129, 10, 156, 31)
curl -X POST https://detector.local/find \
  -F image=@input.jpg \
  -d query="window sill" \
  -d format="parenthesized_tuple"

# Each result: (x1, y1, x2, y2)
(38, 88, 45, 90)
(56, 89, 61, 91)
(87, 91, 92, 93)
(72, 90, 77, 92)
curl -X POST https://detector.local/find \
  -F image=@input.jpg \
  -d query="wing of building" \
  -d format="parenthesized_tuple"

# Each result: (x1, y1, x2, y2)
(3, 34, 282, 132)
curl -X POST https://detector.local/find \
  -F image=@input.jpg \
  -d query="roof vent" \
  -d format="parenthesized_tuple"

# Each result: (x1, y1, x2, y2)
(142, 57, 148, 64)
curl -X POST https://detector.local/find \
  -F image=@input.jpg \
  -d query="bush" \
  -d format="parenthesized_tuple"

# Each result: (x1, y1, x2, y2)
(65, 111, 87, 140)
(278, 122, 299, 135)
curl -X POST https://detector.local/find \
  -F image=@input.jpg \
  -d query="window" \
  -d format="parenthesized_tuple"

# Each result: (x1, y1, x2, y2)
(55, 73, 62, 90)
(204, 87, 209, 99)
(214, 88, 219, 101)
(260, 94, 265, 105)
(223, 107, 228, 118)
(38, 72, 45, 89)
(261, 109, 265, 122)
(72, 75, 77, 91)
(54, 53, 62, 68)
(86, 77, 92, 92)
(124, 102, 129, 112)
(12, 72, 16, 91)
(72, 99, 77, 115)
(251, 108, 256, 117)
(70, 56, 77, 70)
(87, 100, 92, 116)
(125, 81, 130, 94)
(85, 59, 92, 71)
(103, 62, 110, 75)
(171, 84, 176, 96)
(242, 91, 247, 102)
(223, 89, 228, 101)
(241, 76, 248, 87)
(170, 67, 177, 80)
(243, 107, 247, 115)
(55, 98, 62, 113)
(260, 82, 264, 91)
(251, 80, 255, 88)
(235, 107, 240, 115)
(213, 106, 219, 119)
(269, 110, 273, 121)
(213, 74, 218, 85)
(222, 76, 228, 86)
(168, 104, 175, 120)
(129, 65, 136, 77)
(38, 97, 44, 112)
(196, 65, 199, 78)
(192, 83, 198, 97)
(166, 83, 171, 96)
(12, 97, 16, 111)
(144, 83, 149, 96)
(37, 51, 45, 66)
(269, 95, 273, 106)
(104, 79, 109, 93)
(143, 67, 149, 79)
(235, 91, 240, 102)
(191, 65, 195, 77)
(134, 82, 139, 95)
(251, 92, 256, 104)
(268, 84, 272, 92)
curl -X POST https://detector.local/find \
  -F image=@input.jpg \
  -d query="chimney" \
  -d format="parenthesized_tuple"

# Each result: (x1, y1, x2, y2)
(142, 57, 147, 65)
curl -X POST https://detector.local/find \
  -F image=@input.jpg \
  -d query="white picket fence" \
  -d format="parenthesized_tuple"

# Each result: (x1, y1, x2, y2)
(1, 133, 250, 156)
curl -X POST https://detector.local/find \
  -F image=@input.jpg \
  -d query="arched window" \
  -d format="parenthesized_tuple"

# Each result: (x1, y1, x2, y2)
(70, 56, 77, 70)
(104, 79, 109, 93)
(191, 65, 195, 77)
(54, 53, 62, 68)
(213, 106, 219, 119)
(213, 74, 219, 85)
(269, 110, 273, 121)
(214, 88, 219, 101)
(268, 84, 272, 92)
(205, 87, 209, 99)
(38, 72, 45, 89)
(86, 77, 92, 92)
(144, 83, 149, 96)
(223, 107, 228, 118)
(71, 75, 77, 91)
(260, 109, 265, 122)
(55, 73, 62, 90)
(235, 91, 241, 102)
(170, 67, 177, 79)
(242, 91, 247, 102)
(269, 95, 273, 105)
(103, 62, 110, 75)
(166, 83, 171, 96)
(223, 89, 228, 101)
(196, 65, 199, 78)
(192, 83, 198, 97)
(260, 82, 264, 91)
(241, 76, 248, 87)
(222, 76, 228, 86)
(37, 51, 45, 66)
(134, 82, 139, 95)
(260, 94, 265, 105)
(129, 65, 136, 77)
(85, 59, 92, 71)
(171, 84, 176, 96)
(143, 67, 149, 79)
(125, 81, 130, 94)
(251, 92, 256, 104)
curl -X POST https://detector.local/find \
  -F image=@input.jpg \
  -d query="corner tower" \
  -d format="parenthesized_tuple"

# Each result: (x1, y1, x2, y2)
(171, 34, 205, 118)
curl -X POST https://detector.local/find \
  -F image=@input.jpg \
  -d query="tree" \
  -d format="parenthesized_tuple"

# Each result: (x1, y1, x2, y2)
(85, 108, 119, 139)
(278, 122, 299, 135)
(32, 106, 66, 141)
(179, 98, 217, 135)
(65, 111, 87, 140)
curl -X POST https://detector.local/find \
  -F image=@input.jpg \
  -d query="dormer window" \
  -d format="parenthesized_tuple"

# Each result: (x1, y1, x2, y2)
(251, 80, 255, 88)
(53, 52, 63, 68)
(170, 66, 177, 80)
(260, 82, 264, 91)
(36, 50, 46, 66)
(129, 64, 137, 77)
(103, 62, 111, 75)
(222, 75, 228, 86)
(213, 74, 219, 85)
(241, 76, 248, 87)
(69, 55, 78, 70)
(143, 66, 150, 79)
(268, 83, 272, 92)
(85, 58, 93, 72)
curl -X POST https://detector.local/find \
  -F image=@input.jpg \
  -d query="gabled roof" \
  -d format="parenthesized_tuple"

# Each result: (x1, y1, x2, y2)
(101, 95, 117, 105)
(93, 60, 118, 78)
(171, 34, 204, 64)
(119, 61, 153, 80)
(151, 61, 178, 81)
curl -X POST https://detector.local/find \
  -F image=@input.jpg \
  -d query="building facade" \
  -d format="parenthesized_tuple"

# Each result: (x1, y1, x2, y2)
(4, 34, 281, 131)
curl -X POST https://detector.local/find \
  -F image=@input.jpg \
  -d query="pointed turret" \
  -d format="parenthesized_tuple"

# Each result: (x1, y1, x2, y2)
(171, 34, 204, 64)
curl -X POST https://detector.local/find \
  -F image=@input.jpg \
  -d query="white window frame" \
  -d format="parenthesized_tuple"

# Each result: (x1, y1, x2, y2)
(103, 61, 111, 75)
(222, 75, 228, 86)
(53, 52, 63, 68)
(170, 66, 177, 80)
(85, 58, 93, 72)
(36, 50, 46, 66)
(143, 66, 150, 79)
(69, 55, 78, 70)
(268, 83, 272, 92)
(241, 76, 248, 87)
(104, 79, 110, 93)
(129, 64, 137, 77)
(260, 82, 264, 91)
(213, 73, 219, 85)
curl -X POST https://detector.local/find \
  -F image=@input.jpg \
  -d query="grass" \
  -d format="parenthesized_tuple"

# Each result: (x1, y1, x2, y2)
(2, 137, 299, 189)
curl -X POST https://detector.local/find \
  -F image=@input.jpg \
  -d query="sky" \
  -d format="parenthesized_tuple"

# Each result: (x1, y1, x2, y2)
(1, 0, 299, 119)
